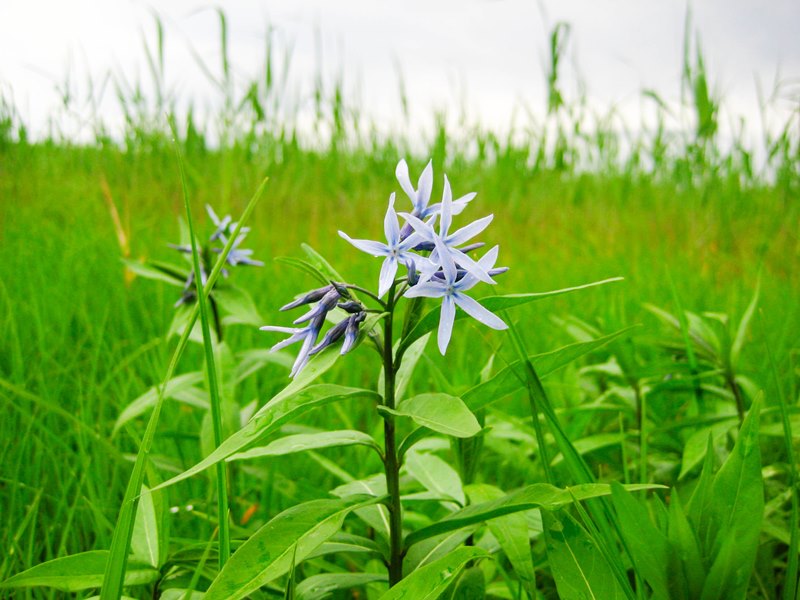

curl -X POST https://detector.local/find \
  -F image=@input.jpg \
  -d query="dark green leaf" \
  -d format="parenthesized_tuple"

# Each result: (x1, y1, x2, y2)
(378, 547, 489, 600)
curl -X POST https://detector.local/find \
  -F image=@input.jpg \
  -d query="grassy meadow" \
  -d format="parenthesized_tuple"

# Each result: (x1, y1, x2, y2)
(0, 15, 799, 600)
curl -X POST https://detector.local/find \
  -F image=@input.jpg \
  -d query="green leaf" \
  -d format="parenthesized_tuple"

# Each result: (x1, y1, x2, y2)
(468, 484, 536, 599)
(152, 385, 380, 491)
(205, 497, 381, 600)
(446, 567, 486, 600)
(667, 490, 705, 600)
(229, 429, 382, 461)
(378, 547, 489, 600)
(404, 528, 477, 573)
(700, 398, 763, 600)
(332, 474, 391, 542)
(301, 243, 348, 284)
(114, 372, 205, 434)
(678, 420, 735, 480)
(542, 510, 627, 600)
(0, 551, 158, 592)
(296, 573, 387, 600)
(462, 326, 637, 413)
(275, 256, 330, 286)
(730, 279, 759, 368)
(394, 333, 430, 402)
(405, 449, 465, 506)
(609, 482, 669, 600)
(392, 393, 481, 438)
(122, 258, 186, 287)
(398, 278, 623, 358)
(405, 482, 663, 548)
(213, 284, 263, 327)
(130, 486, 160, 568)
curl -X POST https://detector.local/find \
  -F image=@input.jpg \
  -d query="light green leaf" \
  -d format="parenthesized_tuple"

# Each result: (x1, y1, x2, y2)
(700, 398, 763, 600)
(205, 497, 379, 600)
(0, 551, 158, 592)
(114, 372, 204, 434)
(667, 490, 705, 600)
(213, 284, 263, 327)
(609, 482, 669, 600)
(463, 326, 637, 413)
(543, 510, 627, 600)
(731, 279, 759, 368)
(392, 393, 480, 438)
(332, 474, 392, 541)
(130, 486, 160, 568)
(405, 482, 664, 548)
(405, 449, 465, 506)
(679, 420, 735, 480)
(122, 258, 186, 287)
(153, 385, 380, 491)
(398, 278, 623, 357)
(468, 484, 536, 599)
(394, 333, 430, 401)
(296, 573, 387, 600)
(378, 547, 489, 600)
(229, 429, 382, 461)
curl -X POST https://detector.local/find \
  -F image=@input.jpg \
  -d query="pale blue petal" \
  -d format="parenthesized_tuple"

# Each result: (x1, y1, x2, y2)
(440, 175, 453, 238)
(435, 236, 458, 283)
(416, 160, 433, 212)
(290, 335, 315, 377)
(447, 214, 494, 247)
(437, 295, 456, 355)
(453, 293, 508, 330)
(397, 231, 424, 252)
(378, 256, 399, 298)
(398, 212, 435, 241)
(395, 159, 416, 202)
(449, 247, 496, 285)
(338, 231, 389, 257)
(384, 193, 400, 244)
(450, 192, 477, 215)
(404, 281, 447, 298)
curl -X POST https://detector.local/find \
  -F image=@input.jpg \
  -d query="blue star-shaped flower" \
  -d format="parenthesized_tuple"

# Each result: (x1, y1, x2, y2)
(404, 237, 507, 355)
(338, 193, 423, 298)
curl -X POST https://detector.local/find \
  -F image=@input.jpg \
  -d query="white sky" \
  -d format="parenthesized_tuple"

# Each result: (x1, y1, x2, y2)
(1, 0, 798, 145)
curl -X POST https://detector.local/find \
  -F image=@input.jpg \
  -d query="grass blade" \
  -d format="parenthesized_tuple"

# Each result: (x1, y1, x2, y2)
(99, 175, 269, 599)
(174, 136, 231, 568)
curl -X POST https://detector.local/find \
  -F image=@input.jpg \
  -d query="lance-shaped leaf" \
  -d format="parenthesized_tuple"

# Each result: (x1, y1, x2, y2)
(543, 510, 627, 600)
(405, 483, 663, 548)
(114, 372, 205, 434)
(152, 385, 380, 491)
(296, 573, 387, 600)
(204, 497, 381, 600)
(397, 277, 623, 358)
(378, 547, 490, 600)
(462, 326, 637, 413)
(405, 449, 465, 506)
(229, 429, 382, 461)
(389, 393, 480, 438)
(0, 551, 158, 592)
(609, 482, 669, 600)
(469, 484, 536, 599)
(700, 398, 763, 600)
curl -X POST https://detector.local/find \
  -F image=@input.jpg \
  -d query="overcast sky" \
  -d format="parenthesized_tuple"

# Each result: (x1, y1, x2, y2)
(1, 0, 798, 144)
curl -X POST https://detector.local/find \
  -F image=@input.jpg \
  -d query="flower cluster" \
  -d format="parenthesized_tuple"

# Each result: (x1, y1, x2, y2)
(261, 159, 507, 376)
(170, 205, 263, 306)
(260, 283, 368, 377)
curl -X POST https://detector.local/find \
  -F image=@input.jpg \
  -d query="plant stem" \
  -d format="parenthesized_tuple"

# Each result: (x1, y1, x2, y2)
(382, 281, 404, 586)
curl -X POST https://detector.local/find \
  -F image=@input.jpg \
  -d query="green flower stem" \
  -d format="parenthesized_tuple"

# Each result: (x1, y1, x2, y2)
(382, 280, 404, 586)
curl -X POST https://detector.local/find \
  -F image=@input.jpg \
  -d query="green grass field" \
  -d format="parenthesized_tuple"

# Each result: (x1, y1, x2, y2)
(0, 16, 799, 599)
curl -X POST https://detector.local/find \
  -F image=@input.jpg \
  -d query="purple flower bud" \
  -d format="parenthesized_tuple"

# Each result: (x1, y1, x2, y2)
(280, 284, 334, 311)
(293, 287, 341, 325)
(338, 300, 364, 314)
(405, 257, 419, 286)
(341, 312, 367, 354)
(309, 317, 350, 355)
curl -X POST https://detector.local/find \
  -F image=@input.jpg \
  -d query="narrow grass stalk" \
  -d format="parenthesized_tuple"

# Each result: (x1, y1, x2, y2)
(100, 175, 268, 599)
(667, 270, 705, 414)
(174, 140, 231, 568)
(639, 392, 648, 486)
